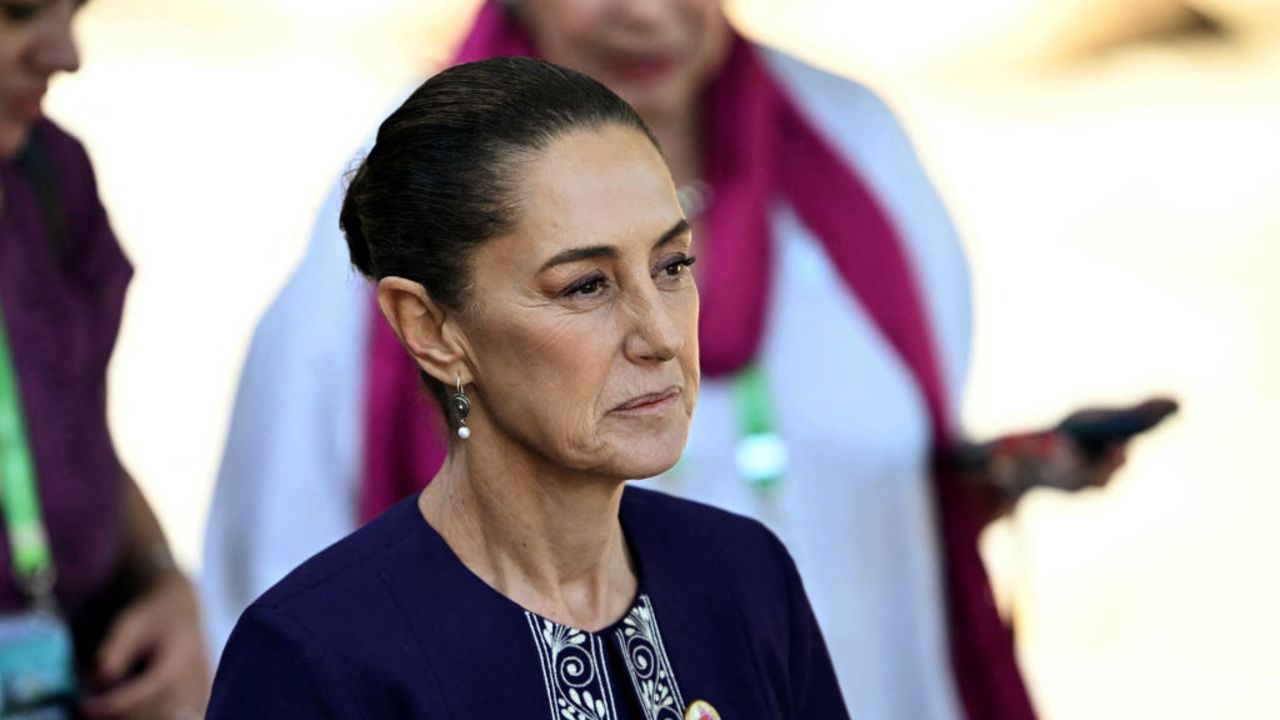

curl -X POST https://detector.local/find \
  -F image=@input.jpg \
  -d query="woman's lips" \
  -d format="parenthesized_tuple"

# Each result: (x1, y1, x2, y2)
(612, 387, 681, 415)
(608, 56, 678, 84)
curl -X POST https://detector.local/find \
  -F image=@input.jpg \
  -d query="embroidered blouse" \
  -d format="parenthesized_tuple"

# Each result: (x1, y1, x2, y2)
(207, 486, 848, 719)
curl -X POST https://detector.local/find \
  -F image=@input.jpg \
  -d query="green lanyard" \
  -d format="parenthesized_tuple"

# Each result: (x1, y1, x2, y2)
(665, 362, 787, 493)
(730, 362, 787, 493)
(0, 305, 55, 600)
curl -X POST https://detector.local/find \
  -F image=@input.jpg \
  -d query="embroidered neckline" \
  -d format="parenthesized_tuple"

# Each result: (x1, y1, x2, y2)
(526, 593, 686, 720)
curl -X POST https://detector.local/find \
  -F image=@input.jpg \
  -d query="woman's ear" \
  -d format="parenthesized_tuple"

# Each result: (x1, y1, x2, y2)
(375, 277, 470, 385)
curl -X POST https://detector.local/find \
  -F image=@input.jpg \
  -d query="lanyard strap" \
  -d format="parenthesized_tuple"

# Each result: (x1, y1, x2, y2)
(663, 363, 787, 493)
(731, 362, 787, 492)
(0, 305, 55, 599)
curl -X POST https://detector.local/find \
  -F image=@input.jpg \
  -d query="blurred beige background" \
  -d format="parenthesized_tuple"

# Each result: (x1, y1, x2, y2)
(45, 0, 1280, 717)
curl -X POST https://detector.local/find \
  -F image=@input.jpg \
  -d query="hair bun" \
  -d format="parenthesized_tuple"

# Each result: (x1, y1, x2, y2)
(340, 161, 375, 277)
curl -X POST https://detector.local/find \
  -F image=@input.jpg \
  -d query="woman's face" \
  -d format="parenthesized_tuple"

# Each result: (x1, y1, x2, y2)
(517, 0, 730, 124)
(459, 125, 699, 480)
(0, 0, 80, 159)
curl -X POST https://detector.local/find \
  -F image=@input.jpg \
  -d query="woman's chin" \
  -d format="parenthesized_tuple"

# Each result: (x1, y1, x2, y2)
(597, 426, 688, 480)
(0, 123, 29, 161)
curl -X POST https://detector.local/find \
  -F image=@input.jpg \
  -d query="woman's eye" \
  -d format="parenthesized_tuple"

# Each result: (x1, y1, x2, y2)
(658, 255, 697, 278)
(564, 274, 608, 297)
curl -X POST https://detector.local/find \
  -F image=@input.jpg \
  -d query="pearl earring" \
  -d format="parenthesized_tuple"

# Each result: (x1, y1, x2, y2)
(451, 374, 472, 440)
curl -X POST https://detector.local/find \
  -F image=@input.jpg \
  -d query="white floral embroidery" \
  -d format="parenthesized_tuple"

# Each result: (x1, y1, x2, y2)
(527, 595, 686, 720)
(527, 614, 618, 720)
(615, 596, 685, 720)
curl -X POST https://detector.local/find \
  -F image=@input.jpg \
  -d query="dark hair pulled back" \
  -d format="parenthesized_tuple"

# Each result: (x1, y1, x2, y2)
(339, 56, 659, 414)
(340, 56, 658, 307)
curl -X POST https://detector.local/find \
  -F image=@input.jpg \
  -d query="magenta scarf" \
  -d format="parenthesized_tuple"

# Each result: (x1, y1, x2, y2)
(359, 3, 1034, 717)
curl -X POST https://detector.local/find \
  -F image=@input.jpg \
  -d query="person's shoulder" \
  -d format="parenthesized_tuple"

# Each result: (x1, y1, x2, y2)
(29, 118, 88, 160)
(247, 496, 421, 623)
(623, 486, 802, 639)
(24, 119, 99, 199)
(756, 42, 950, 232)
(756, 44, 917, 159)
(758, 46, 891, 115)
(624, 483, 761, 527)
(623, 485, 792, 574)
(212, 497, 443, 715)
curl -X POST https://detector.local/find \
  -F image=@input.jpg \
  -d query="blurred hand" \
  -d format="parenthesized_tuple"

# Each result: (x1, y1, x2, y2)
(982, 396, 1178, 506)
(1047, 396, 1179, 491)
(1026, 426, 1129, 493)
(82, 571, 210, 720)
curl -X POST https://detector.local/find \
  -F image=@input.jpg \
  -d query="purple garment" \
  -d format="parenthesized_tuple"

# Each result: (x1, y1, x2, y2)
(208, 487, 849, 718)
(0, 120, 132, 622)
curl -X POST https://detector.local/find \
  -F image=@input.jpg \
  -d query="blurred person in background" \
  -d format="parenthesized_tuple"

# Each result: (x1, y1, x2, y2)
(0, 0, 209, 717)
(202, 1, 1172, 717)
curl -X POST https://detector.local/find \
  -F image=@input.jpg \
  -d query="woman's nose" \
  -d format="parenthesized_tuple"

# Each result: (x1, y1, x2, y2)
(623, 286, 685, 363)
(32, 12, 81, 77)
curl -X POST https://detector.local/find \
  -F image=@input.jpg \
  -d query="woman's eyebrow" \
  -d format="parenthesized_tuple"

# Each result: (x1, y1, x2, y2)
(539, 244, 619, 272)
(538, 219, 691, 272)
(653, 218, 691, 250)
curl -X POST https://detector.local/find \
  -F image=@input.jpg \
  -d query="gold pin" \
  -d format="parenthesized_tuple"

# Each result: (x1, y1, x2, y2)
(684, 699, 721, 720)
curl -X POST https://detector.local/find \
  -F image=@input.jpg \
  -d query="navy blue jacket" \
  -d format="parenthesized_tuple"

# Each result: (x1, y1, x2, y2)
(208, 486, 849, 719)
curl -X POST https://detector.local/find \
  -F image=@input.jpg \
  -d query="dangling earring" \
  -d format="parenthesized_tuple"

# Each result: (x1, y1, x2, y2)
(451, 374, 472, 440)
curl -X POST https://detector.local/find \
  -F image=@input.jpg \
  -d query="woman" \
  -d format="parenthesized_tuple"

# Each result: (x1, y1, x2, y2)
(207, 57, 848, 719)
(203, 2, 1173, 717)
(0, 1, 209, 717)
(204, 6, 978, 716)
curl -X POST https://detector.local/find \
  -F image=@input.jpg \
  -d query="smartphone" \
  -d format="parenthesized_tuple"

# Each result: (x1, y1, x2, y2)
(1056, 398, 1178, 459)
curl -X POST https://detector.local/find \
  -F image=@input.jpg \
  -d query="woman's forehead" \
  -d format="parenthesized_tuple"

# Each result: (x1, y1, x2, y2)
(514, 126, 681, 248)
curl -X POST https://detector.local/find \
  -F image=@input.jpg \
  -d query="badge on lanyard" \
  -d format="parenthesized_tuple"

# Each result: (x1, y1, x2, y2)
(0, 307, 78, 717)
(662, 361, 788, 495)
(731, 363, 787, 493)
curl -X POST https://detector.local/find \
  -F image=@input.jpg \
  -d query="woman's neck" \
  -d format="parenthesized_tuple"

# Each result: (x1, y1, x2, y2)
(646, 106, 702, 190)
(418, 434, 637, 632)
